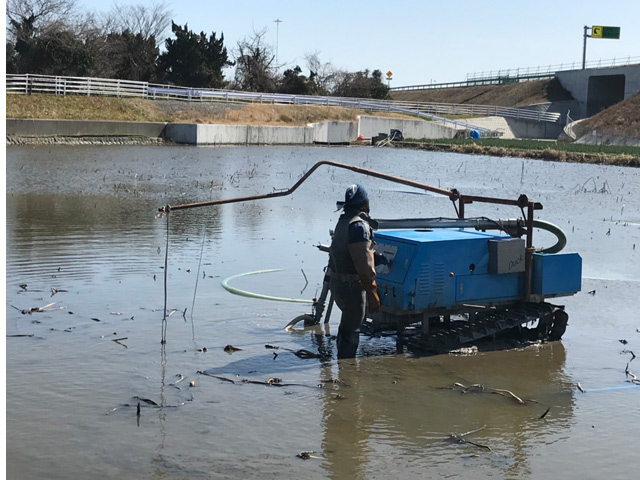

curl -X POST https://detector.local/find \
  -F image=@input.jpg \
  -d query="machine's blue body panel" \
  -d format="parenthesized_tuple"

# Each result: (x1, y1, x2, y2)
(455, 273, 524, 302)
(373, 229, 582, 312)
(532, 252, 582, 295)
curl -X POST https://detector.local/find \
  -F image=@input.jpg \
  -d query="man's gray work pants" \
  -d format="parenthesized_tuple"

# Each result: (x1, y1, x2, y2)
(330, 276, 366, 359)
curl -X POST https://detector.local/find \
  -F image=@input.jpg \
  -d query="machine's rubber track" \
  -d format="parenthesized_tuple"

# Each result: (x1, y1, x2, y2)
(404, 302, 565, 354)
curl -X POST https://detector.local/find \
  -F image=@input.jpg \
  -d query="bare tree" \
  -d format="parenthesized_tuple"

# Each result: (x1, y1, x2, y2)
(6, 0, 79, 39)
(232, 28, 277, 92)
(304, 51, 338, 95)
(104, 1, 172, 41)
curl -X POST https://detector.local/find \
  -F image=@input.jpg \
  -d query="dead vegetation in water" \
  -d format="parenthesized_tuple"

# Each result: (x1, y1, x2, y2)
(390, 141, 640, 168)
(573, 177, 611, 194)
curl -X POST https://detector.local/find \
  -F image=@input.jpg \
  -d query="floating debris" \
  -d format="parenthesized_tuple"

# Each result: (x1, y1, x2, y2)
(15, 302, 66, 315)
(133, 397, 159, 406)
(320, 378, 349, 387)
(577, 383, 586, 393)
(450, 346, 478, 355)
(625, 364, 640, 384)
(198, 371, 236, 383)
(619, 339, 628, 345)
(112, 337, 128, 348)
(293, 349, 320, 359)
(265, 344, 280, 349)
(539, 407, 551, 419)
(296, 451, 320, 460)
(453, 382, 526, 404)
(170, 374, 185, 389)
(622, 349, 636, 361)
(447, 426, 492, 451)
(224, 345, 243, 352)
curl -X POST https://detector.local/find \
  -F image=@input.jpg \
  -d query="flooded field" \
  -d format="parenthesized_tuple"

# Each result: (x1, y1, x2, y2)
(5, 145, 640, 479)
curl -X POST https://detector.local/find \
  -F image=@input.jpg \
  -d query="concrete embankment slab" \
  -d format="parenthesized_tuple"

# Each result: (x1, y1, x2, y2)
(358, 115, 457, 140)
(6, 118, 167, 137)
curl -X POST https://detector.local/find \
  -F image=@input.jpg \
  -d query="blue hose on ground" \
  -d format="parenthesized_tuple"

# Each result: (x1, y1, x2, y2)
(582, 384, 640, 393)
(221, 269, 314, 304)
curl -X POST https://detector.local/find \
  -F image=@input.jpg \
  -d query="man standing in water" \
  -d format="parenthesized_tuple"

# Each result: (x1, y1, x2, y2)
(329, 184, 380, 358)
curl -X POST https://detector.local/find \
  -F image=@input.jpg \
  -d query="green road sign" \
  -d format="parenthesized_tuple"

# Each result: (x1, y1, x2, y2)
(592, 26, 620, 39)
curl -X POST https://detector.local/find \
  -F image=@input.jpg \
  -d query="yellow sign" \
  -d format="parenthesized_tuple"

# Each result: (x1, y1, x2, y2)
(592, 25, 620, 39)
(386, 70, 393, 78)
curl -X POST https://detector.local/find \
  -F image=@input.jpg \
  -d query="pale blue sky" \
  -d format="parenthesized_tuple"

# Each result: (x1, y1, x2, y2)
(33, 0, 640, 86)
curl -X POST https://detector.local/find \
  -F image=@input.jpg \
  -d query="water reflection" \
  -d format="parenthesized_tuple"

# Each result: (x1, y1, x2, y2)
(319, 343, 572, 479)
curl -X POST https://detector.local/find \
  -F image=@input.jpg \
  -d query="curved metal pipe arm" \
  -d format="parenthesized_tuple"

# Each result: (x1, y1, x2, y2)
(158, 160, 457, 212)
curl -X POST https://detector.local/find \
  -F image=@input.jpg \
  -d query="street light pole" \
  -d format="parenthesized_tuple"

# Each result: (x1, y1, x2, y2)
(274, 18, 283, 70)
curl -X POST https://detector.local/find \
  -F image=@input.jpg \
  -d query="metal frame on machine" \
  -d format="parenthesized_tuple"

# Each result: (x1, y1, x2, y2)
(160, 160, 543, 300)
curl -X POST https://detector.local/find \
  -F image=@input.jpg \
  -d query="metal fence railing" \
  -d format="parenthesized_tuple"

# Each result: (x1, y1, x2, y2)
(6, 74, 149, 97)
(7, 73, 565, 137)
(392, 56, 640, 92)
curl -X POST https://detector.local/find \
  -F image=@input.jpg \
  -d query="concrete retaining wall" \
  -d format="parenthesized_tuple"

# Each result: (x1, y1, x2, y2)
(161, 123, 318, 145)
(191, 124, 314, 145)
(358, 115, 457, 140)
(312, 121, 358, 144)
(575, 132, 640, 147)
(6, 118, 167, 137)
(8, 115, 568, 144)
(555, 65, 640, 119)
(504, 118, 564, 140)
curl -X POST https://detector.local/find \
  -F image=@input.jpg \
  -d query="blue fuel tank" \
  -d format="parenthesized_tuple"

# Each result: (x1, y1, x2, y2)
(373, 229, 581, 313)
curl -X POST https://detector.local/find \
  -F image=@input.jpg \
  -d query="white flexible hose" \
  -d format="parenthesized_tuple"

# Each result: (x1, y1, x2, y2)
(221, 269, 313, 304)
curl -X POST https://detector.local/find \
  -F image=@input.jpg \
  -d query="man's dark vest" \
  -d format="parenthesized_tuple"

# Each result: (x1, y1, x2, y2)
(329, 211, 371, 275)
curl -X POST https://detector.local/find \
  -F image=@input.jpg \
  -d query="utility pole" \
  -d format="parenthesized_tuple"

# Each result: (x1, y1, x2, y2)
(274, 18, 283, 70)
(582, 25, 590, 69)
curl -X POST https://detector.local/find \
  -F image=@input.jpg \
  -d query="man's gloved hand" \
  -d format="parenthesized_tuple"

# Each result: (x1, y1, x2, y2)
(359, 275, 380, 313)
(374, 252, 388, 266)
(367, 290, 380, 313)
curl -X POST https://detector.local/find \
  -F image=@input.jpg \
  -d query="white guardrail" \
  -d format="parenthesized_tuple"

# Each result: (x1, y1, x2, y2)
(6, 73, 563, 135)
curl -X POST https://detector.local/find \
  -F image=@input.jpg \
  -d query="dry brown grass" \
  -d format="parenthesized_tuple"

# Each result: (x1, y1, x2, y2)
(6, 94, 171, 122)
(574, 93, 640, 139)
(6, 94, 414, 125)
(390, 79, 573, 107)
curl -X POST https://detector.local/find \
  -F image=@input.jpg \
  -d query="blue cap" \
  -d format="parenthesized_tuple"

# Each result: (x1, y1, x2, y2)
(336, 184, 369, 211)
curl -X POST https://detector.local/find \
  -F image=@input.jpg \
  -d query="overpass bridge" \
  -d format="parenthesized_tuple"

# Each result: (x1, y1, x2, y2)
(392, 62, 640, 121)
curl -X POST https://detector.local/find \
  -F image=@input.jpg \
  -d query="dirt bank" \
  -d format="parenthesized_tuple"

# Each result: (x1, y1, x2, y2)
(385, 141, 639, 167)
(389, 78, 573, 107)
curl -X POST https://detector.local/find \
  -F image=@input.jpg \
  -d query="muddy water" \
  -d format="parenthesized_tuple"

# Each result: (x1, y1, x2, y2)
(5, 145, 640, 480)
